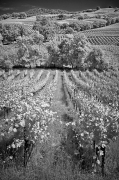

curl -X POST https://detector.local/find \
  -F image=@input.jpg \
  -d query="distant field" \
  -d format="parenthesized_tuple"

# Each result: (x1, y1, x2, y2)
(83, 23, 119, 45)
(0, 16, 36, 24)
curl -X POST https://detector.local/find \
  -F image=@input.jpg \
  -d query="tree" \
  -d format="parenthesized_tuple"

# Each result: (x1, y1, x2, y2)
(96, 6, 100, 10)
(1, 14, 10, 19)
(46, 41, 60, 67)
(85, 47, 108, 71)
(19, 12, 27, 19)
(65, 27, 74, 34)
(12, 12, 20, 18)
(116, 17, 119, 23)
(106, 18, 112, 26)
(58, 33, 91, 68)
(58, 14, 66, 20)
(1, 24, 24, 44)
(36, 16, 51, 26)
(0, 33, 3, 45)
(31, 31, 44, 44)
(69, 22, 81, 31)
(78, 15, 84, 20)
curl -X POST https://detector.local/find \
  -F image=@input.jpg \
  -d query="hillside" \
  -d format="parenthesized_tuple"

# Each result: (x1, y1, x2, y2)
(25, 7, 71, 17)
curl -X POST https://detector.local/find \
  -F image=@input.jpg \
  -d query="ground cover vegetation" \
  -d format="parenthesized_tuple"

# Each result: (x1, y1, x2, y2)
(0, 6, 119, 180)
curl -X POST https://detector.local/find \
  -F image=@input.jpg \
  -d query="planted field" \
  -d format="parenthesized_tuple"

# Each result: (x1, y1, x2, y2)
(0, 68, 119, 145)
(83, 23, 119, 45)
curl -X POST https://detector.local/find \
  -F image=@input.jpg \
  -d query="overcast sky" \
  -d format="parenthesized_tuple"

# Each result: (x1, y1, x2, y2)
(0, 0, 119, 15)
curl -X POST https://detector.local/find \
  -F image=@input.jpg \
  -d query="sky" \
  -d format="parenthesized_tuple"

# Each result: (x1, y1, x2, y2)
(0, 0, 119, 15)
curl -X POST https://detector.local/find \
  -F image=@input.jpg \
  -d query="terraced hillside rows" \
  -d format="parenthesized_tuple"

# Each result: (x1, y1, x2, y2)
(83, 23, 119, 45)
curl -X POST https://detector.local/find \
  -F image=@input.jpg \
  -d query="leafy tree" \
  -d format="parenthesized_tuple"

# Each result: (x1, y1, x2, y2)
(19, 12, 27, 19)
(12, 12, 20, 19)
(114, 8, 119, 12)
(65, 26, 74, 34)
(78, 15, 84, 20)
(1, 14, 10, 19)
(58, 14, 67, 20)
(46, 41, 60, 67)
(0, 24, 29, 44)
(36, 16, 51, 26)
(111, 18, 116, 24)
(0, 33, 3, 44)
(60, 23, 68, 29)
(69, 22, 81, 31)
(106, 18, 112, 25)
(31, 31, 44, 44)
(58, 33, 91, 68)
(85, 47, 108, 71)
(96, 6, 101, 10)
(0, 23, 3, 33)
(116, 17, 119, 23)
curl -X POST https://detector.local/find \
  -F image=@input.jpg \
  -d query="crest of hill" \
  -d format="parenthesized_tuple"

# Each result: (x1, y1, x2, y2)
(25, 8, 71, 17)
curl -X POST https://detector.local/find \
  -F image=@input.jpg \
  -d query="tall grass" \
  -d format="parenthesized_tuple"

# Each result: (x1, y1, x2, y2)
(0, 136, 119, 180)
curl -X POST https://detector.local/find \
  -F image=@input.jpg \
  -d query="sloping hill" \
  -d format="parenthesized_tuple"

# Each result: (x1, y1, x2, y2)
(25, 7, 71, 17)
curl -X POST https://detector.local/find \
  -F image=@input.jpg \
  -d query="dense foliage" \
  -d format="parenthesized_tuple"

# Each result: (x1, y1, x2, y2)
(47, 33, 108, 70)
(25, 7, 70, 17)
(0, 24, 30, 44)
